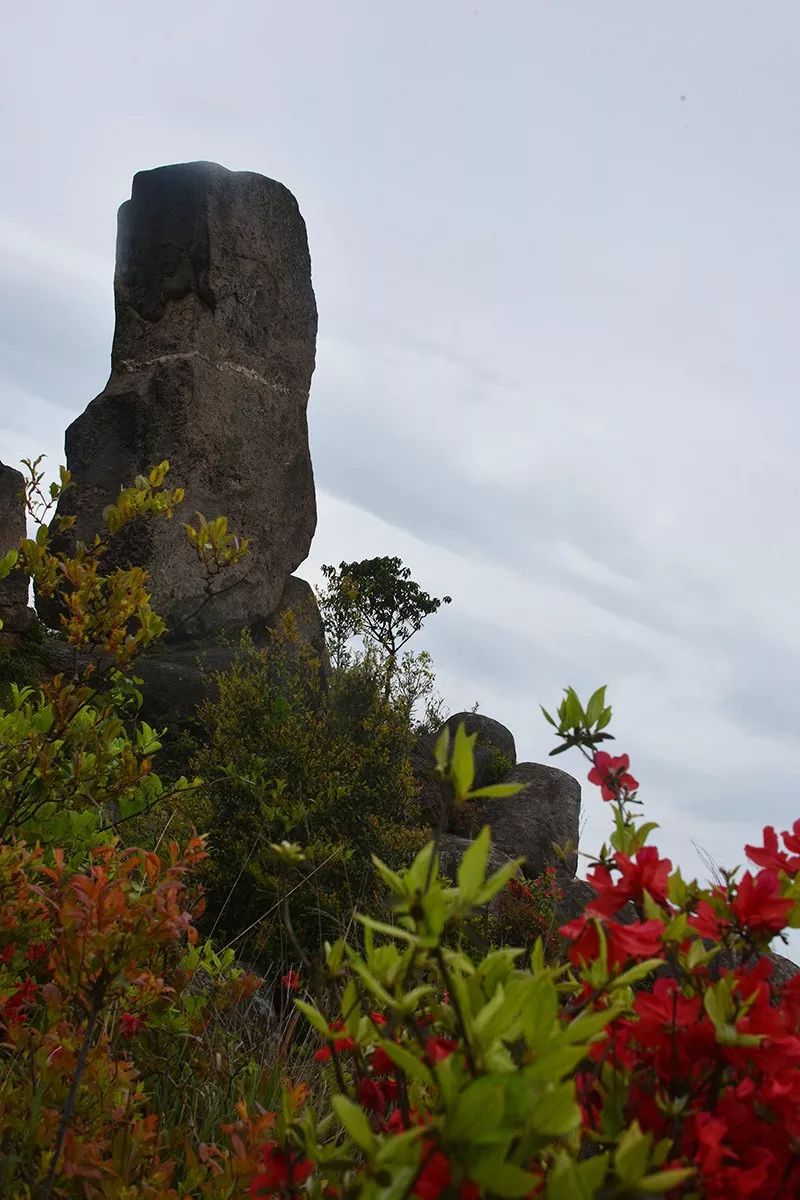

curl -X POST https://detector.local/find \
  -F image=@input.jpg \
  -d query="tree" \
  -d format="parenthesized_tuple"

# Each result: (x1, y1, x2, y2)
(316, 556, 451, 698)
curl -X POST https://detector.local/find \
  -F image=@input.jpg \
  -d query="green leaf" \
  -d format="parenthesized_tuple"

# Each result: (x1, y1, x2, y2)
(357, 914, 416, 944)
(638, 1168, 695, 1193)
(434, 725, 451, 772)
(528, 1081, 581, 1137)
(377, 1040, 432, 1083)
(562, 688, 583, 730)
(450, 1079, 505, 1140)
(615, 1122, 651, 1185)
(332, 1095, 375, 1152)
(371, 854, 405, 895)
(0, 548, 18, 580)
(608, 958, 664, 991)
(372, 1166, 418, 1200)
(450, 721, 477, 798)
(293, 999, 333, 1037)
(469, 1161, 542, 1198)
(475, 859, 525, 906)
(540, 705, 557, 727)
(585, 686, 606, 728)
(466, 783, 523, 800)
(547, 1152, 609, 1200)
(458, 825, 490, 897)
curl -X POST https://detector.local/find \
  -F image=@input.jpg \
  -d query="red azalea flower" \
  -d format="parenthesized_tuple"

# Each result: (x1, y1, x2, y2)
(282, 969, 301, 990)
(2, 978, 37, 1024)
(588, 751, 639, 802)
(0, 944, 14, 964)
(370, 1010, 387, 1025)
(616, 847, 672, 906)
(24, 941, 48, 963)
(371, 1045, 395, 1074)
(314, 1021, 356, 1062)
(561, 914, 663, 970)
(357, 1076, 388, 1118)
(730, 870, 792, 938)
(782, 818, 800, 856)
(425, 1036, 459, 1063)
(588, 848, 672, 918)
(689, 896, 726, 941)
(746, 824, 800, 876)
(120, 1011, 144, 1038)
(249, 1143, 313, 1197)
(607, 918, 664, 967)
(412, 1147, 478, 1200)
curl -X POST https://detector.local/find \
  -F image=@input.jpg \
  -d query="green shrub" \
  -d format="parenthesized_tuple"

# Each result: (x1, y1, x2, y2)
(191, 618, 426, 963)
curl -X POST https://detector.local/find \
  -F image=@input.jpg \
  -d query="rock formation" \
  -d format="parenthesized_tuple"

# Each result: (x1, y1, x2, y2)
(468, 761, 581, 880)
(439, 711, 517, 788)
(0, 463, 33, 634)
(413, 713, 580, 883)
(42, 161, 318, 640)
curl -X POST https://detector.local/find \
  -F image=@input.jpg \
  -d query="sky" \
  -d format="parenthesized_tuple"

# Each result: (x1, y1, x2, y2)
(2, 1, 800, 933)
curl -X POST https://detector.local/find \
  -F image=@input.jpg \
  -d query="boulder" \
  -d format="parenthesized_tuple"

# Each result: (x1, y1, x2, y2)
(442, 712, 516, 788)
(464, 762, 581, 880)
(411, 712, 517, 828)
(39, 161, 318, 641)
(0, 463, 33, 633)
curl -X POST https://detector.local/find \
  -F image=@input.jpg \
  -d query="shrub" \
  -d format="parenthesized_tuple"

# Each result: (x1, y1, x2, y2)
(5, 457, 800, 1197)
(190, 623, 424, 962)
(263, 704, 800, 1199)
(489, 867, 564, 961)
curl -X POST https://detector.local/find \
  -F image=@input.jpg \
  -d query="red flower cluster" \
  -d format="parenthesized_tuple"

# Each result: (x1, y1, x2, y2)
(314, 1020, 356, 1062)
(746, 821, 800, 876)
(1, 977, 37, 1026)
(120, 1011, 145, 1039)
(412, 1146, 479, 1200)
(586, 846, 672, 917)
(588, 751, 639, 801)
(249, 1142, 313, 1198)
(690, 869, 793, 941)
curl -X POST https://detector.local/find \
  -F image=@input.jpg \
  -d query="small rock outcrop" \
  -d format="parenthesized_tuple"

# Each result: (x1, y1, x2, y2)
(0, 463, 33, 633)
(412, 713, 580, 883)
(412, 712, 517, 826)
(43, 161, 318, 640)
(441, 712, 516, 787)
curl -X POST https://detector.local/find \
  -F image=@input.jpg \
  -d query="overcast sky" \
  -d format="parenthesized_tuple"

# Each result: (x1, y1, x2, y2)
(3, 2, 800, 933)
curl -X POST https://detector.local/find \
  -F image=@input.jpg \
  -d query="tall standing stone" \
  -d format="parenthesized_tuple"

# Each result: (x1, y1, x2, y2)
(0, 463, 32, 633)
(43, 161, 318, 639)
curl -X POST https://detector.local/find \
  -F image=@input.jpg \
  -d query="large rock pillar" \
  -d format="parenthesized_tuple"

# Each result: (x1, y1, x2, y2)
(43, 161, 318, 640)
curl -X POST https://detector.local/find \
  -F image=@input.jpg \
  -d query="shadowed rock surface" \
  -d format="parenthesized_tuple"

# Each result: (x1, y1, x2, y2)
(41, 161, 318, 640)
(466, 761, 581, 880)
(439, 833, 524, 882)
(134, 575, 329, 725)
(0, 463, 33, 633)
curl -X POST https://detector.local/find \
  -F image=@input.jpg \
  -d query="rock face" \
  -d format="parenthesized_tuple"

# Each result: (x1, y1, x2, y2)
(439, 833, 523, 883)
(466, 762, 581, 881)
(44, 161, 318, 640)
(0, 463, 33, 633)
(134, 575, 329, 725)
